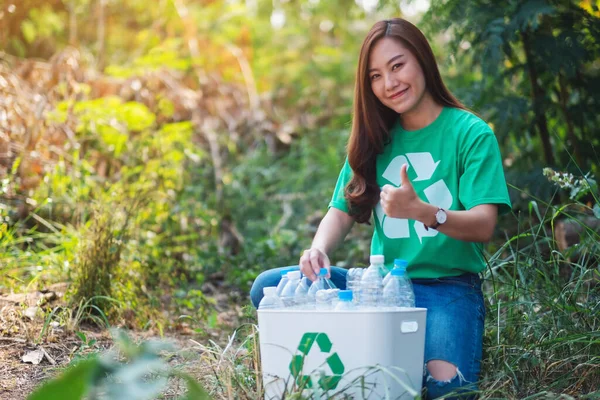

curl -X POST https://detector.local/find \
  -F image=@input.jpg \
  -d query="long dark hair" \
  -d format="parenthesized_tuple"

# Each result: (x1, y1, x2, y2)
(345, 18, 467, 224)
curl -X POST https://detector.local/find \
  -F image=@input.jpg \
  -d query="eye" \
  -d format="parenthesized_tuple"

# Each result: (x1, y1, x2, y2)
(392, 63, 404, 70)
(370, 74, 380, 81)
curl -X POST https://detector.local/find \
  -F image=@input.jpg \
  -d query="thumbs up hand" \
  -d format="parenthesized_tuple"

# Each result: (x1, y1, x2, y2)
(380, 164, 422, 219)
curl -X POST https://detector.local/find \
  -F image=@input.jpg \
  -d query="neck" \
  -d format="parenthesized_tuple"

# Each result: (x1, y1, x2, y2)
(400, 93, 443, 131)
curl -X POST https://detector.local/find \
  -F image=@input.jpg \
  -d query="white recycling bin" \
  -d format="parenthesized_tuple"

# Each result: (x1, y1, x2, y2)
(257, 308, 427, 400)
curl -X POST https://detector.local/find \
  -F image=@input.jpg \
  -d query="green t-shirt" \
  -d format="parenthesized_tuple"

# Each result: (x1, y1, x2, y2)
(328, 106, 512, 278)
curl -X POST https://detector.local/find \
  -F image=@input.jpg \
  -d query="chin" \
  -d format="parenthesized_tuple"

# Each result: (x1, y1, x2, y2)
(389, 102, 414, 115)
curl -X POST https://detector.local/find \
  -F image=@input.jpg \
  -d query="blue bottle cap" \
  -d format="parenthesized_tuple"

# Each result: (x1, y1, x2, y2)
(394, 259, 408, 268)
(339, 290, 353, 301)
(391, 268, 405, 276)
(319, 268, 328, 277)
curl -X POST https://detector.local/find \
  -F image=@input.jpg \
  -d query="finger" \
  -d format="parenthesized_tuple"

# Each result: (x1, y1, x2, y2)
(309, 251, 322, 280)
(381, 203, 389, 215)
(381, 184, 394, 194)
(321, 256, 331, 279)
(300, 264, 315, 281)
(322, 255, 330, 270)
(380, 197, 388, 209)
(300, 251, 316, 280)
(400, 164, 412, 188)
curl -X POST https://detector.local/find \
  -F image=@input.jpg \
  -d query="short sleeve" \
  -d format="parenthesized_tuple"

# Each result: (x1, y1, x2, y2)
(328, 157, 352, 213)
(458, 127, 512, 215)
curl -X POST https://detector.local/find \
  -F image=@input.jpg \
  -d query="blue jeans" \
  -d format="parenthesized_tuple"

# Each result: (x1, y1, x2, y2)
(250, 266, 485, 399)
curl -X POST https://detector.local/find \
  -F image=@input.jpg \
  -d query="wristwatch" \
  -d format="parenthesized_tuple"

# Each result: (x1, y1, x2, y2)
(424, 208, 447, 231)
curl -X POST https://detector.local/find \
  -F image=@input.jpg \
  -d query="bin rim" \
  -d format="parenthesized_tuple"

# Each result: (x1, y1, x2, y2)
(257, 307, 427, 314)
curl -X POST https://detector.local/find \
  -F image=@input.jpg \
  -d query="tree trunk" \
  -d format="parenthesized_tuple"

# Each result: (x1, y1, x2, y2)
(69, 0, 77, 46)
(555, 217, 600, 252)
(574, 68, 590, 157)
(558, 73, 582, 166)
(97, 0, 106, 70)
(521, 30, 555, 166)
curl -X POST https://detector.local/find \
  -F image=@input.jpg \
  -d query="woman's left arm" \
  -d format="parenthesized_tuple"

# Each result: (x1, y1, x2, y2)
(415, 202, 498, 243)
(380, 163, 500, 243)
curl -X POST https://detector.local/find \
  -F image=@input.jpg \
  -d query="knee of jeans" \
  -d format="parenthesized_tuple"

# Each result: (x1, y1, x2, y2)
(424, 361, 474, 399)
(249, 266, 299, 309)
(249, 283, 261, 309)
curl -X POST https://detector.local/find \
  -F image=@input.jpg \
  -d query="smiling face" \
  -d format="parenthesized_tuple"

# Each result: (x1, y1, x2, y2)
(368, 37, 428, 115)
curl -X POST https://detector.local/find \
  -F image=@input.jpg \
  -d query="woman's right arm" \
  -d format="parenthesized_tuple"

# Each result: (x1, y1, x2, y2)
(299, 207, 355, 281)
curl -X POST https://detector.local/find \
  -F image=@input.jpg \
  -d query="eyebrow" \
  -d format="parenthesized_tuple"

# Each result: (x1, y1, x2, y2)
(368, 54, 404, 73)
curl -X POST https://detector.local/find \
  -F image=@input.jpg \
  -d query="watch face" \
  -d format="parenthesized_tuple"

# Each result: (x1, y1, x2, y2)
(436, 209, 447, 224)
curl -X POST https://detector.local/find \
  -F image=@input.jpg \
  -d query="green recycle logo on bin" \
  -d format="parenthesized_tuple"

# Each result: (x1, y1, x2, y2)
(289, 332, 345, 391)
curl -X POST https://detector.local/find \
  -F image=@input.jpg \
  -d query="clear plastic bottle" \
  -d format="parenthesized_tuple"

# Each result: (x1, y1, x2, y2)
(346, 268, 364, 305)
(315, 289, 333, 310)
(329, 289, 340, 309)
(382, 259, 415, 308)
(334, 290, 355, 311)
(294, 277, 311, 309)
(307, 268, 336, 302)
(275, 269, 291, 297)
(383, 259, 408, 287)
(258, 287, 284, 310)
(280, 271, 301, 308)
(360, 255, 385, 309)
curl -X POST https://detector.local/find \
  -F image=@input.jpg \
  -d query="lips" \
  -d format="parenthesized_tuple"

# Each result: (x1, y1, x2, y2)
(389, 88, 408, 99)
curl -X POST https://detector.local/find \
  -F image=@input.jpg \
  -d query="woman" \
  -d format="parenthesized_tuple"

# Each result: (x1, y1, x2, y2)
(250, 18, 511, 399)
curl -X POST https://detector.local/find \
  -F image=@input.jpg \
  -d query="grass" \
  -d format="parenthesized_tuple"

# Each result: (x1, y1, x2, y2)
(200, 200, 599, 399)
(2, 191, 599, 399)
(2, 110, 598, 398)
(175, 202, 599, 399)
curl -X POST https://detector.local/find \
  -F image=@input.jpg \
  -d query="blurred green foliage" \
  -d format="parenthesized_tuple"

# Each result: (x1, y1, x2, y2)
(1, 0, 598, 306)
(421, 0, 600, 204)
(1, 0, 599, 396)
(28, 329, 211, 400)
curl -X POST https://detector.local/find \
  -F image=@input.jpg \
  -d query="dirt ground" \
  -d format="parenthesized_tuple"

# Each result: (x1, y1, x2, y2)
(0, 283, 249, 400)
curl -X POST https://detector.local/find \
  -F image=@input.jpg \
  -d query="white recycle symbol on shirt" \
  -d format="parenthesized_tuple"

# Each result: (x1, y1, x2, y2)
(374, 152, 453, 243)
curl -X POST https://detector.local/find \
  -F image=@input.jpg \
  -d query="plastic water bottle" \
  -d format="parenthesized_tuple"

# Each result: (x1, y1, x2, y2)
(258, 287, 284, 310)
(275, 269, 291, 297)
(360, 255, 385, 309)
(329, 289, 340, 309)
(382, 259, 415, 308)
(383, 259, 408, 287)
(315, 289, 333, 310)
(334, 290, 355, 311)
(294, 277, 311, 309)
(346, 268, 364, 305)
(281, 271, 301, 308)
(307, 268, 336, 302)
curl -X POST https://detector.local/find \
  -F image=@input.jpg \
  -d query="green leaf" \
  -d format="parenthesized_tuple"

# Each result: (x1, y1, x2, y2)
(512, 0, 555, 31)
(27, 358, 99, 400)
(158, 97, 175, 118)
(99, 125, 127, 156)
(174, 372, 211, 400)
(10, 157, 22, 176)
(120, 102, 156, 131)
(528, 200, 542, 222)
(21, 20, 37, 43)
(593, 203, 600, 219)
(76, 331, 87, 343)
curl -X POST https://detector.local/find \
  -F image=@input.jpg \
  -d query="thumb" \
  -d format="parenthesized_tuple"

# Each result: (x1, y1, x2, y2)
(400, 163, 412, 188)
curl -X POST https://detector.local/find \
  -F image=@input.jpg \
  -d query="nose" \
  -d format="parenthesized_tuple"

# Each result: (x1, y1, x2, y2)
(385, 73, 399, 92)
